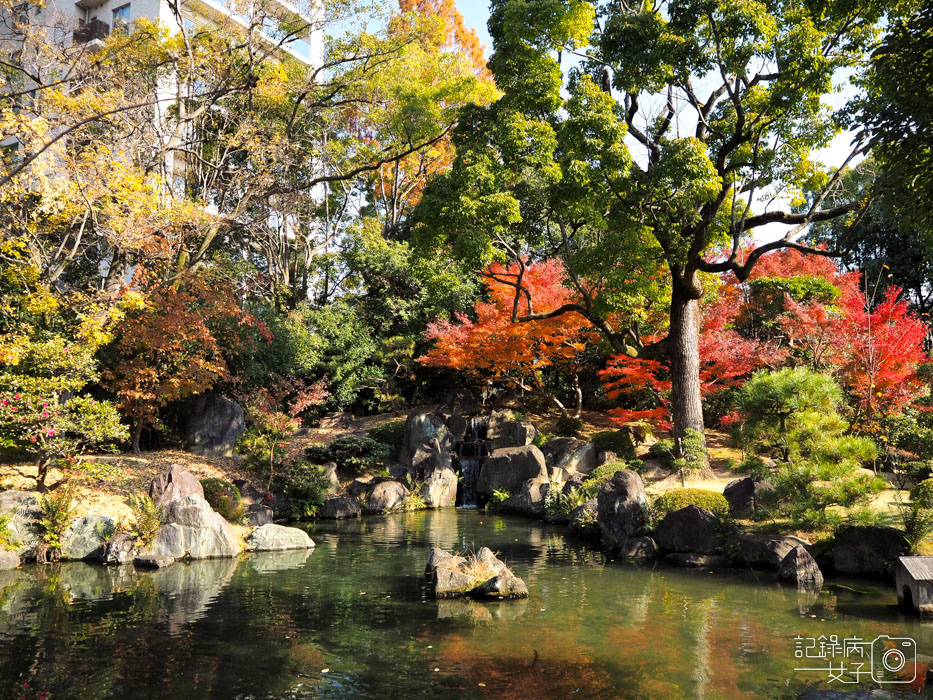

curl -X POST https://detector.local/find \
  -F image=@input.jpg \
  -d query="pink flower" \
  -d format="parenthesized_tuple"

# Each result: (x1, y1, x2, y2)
(13, 394, 19, 400)
(41, 411, 48, 418)
(41, 403, 47, 408)
(47, 428, 56, 436)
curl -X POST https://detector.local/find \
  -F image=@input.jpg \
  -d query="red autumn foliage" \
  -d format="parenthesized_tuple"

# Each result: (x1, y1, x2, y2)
(418, 260, 599, 410)
(601, 250, 929, 432)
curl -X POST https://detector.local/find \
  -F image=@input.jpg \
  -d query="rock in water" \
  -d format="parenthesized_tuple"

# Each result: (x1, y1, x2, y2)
(321, 496, 361, 520)
(654, 505, 721, 554)
(425, 546, 528, 599)
(186, 392, 246, 458)
(364, 480, 409, 514)
(596, 470, 648, 550)
(477, 446, 548, 498)
(149, 465, 204, 508)
(779, 545, 824, 587)
(246, 524, 315, 551)
(833, 525, 908, 576)
(726, 532, 803, 569)
(61, 514, 115, 561)
(149, 495, 242, 560)
(100, 531, 136, 565)
(420, 467, 458, 509)
(0, 491, 41, 557)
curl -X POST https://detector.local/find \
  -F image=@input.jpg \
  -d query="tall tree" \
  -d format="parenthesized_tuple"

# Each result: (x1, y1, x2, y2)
(414, 0, 903, 454)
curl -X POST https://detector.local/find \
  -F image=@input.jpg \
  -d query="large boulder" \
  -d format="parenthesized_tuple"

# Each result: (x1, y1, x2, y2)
(321, 496, 361, 520)
(364, 480, 410, 514)
(186, 392, 246, 458)
(425, 546, 528, 599)
(501, 476, 550, 517)
(489, 421, 537, 451)
(246, 524, 315, 551)
(541, 437, 598, 474)
(400, 412, 451, 466)
(779, 545, 824, 587)
(61, 514, 114, 561)
(0, 491, 41, 557)
(477, 446, 547, 499)
(726, 532, 802, 569)
(655, 505, 721, 554)
(412, 438, 451, 479)
(833, 525, 908, 577)
(149, 495, 242, 560)
(245, 504, 273, 527)
(596, 470, 648, 549)
(149, 465, 204, 508)
(420, 467, 458, 509)
(723, 477, 772, 517)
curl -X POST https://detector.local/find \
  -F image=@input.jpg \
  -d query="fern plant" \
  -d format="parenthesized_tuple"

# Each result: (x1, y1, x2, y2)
(127, 494, 164, 546)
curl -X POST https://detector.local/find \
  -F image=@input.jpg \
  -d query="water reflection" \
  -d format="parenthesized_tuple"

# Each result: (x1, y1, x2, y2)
(0, 510, 925, 699)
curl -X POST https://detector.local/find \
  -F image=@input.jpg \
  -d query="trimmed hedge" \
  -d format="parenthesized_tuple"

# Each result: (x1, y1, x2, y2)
(200, 478, 244, 522)
(653, 488, 730, 520)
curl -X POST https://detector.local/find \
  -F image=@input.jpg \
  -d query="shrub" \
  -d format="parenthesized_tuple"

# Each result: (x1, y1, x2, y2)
(127, 493, 163, 545)
(399, 490, 427, 512)
(37, 483, 77, 559)
(732, 368, 884, 528)
(591, 430, 636, 460)
(486, 489, 511, 510)
(0, 514, 17, 551)
(271, 461, 332, 519)
(911, 478, 933, 508)
(554, 416, 584, 436)
(648, 438, 676, 468)
(368, 420, 405, 452)
(200, 478, 244, 522)
(653, 489, 730, 521)
(307, 434, 391, 474)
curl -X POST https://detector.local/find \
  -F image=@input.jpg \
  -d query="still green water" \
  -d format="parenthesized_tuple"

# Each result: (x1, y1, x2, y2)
(0, 509, 929, 699)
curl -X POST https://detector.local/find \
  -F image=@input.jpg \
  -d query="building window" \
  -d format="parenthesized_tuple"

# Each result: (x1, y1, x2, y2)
(112, 4, 130, 27)
(288, 38, 311, 60)
(183, 16, 196, 32)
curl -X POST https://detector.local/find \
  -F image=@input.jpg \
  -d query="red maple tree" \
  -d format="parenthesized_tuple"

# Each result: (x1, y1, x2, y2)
(418, 259, 599, 415)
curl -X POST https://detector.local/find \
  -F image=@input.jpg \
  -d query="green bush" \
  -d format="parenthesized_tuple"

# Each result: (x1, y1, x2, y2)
(734, 368, 884, 528)
(911, 478, 933, 508)
(38, 483, 77, 557)
(271, 461, 332, 519)
(653, 488, 730, 521)
(554, 416, 584, 436)
(0, 514, 17, 552)
(591, 430, 636, 460)
(648, 438, 675, 468)
(368, 420, 405, 451)
(307, 434, 392, 474)
(200, 478, 244, 522)
(127, 493, 163, 545)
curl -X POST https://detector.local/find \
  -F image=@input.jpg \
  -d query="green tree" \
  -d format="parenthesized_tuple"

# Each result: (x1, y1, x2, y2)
(414, 0, 902, 456)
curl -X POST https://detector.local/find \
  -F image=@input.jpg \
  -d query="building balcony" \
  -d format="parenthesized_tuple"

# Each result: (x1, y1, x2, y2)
(73, 18, 110, 43)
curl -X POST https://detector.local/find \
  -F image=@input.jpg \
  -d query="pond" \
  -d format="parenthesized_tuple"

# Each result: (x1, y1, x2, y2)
(0, 509, 930, 699)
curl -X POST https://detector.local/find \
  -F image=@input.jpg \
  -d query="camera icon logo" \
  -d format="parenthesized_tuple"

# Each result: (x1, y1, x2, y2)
(871, 635, 917, 683)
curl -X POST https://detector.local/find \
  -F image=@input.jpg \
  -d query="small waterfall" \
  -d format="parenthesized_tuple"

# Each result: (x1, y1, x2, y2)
(455, 416, 489, 507)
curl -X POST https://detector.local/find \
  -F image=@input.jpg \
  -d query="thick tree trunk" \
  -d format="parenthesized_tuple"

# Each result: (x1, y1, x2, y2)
(668, 285, 705, 439)
(667, 279, 714, 479)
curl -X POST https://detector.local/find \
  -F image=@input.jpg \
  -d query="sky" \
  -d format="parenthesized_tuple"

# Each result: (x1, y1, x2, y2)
(455, 1, 493, 56)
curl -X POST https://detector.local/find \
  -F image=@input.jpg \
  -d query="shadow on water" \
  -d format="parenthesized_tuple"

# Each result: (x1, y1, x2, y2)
(0, 509, 928, 699)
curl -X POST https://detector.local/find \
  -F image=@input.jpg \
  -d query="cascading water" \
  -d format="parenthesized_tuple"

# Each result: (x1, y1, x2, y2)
(455, 416, 489, 507)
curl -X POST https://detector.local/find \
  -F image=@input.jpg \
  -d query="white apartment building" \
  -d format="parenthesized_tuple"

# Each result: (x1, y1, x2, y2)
(62, 0, 322, 65)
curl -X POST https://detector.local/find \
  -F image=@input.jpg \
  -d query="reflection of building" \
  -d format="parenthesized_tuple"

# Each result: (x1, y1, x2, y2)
(64, 0, 321, 65)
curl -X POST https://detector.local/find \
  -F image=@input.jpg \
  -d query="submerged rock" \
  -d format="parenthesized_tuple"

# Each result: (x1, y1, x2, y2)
(0, 550, 19, 570)
(100, 531, 136, 565)
(247, 524, 315, 551)
(134, 554, 175, 569)
(149, 495, 242, 560)
(726, 532, 802, 569)
(425, 546, 528, 599)
(666, 553, 729, 569)
(655, 505, 721, 554)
